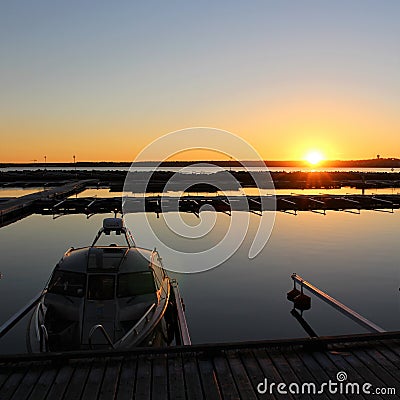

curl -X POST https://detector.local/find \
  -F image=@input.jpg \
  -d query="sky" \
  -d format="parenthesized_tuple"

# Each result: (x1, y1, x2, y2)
(0, 1, 399, 162)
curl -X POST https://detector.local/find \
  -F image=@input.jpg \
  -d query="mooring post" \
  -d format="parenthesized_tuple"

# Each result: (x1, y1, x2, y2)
(291, 273, 385, 333)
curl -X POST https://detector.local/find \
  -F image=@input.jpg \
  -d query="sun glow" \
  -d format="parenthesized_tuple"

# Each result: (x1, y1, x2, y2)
(305, 150, 324, 165)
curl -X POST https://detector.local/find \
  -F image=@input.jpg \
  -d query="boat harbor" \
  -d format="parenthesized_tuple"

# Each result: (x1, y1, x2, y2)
(0, 260, 398, 399)
(0, 183, 399, 228)
(2, 0, 400, 397)
(0, 173, 399, 399)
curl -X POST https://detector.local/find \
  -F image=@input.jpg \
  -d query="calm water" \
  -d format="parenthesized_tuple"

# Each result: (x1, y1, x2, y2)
(0, 210, 399, 354)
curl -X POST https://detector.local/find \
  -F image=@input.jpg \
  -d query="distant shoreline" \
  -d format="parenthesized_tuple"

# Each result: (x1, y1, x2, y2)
(1, 158, 399, 169)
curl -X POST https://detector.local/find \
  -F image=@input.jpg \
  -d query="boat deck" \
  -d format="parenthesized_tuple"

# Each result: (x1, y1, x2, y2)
(0, 332, 399, 399)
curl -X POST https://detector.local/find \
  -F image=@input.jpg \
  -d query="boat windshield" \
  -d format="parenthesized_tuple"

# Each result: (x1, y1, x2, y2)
(48, 271, 86, 297)
(117, 272, 156, 297)
(87, 274, 115, 300)
(88, 248, 125, 271)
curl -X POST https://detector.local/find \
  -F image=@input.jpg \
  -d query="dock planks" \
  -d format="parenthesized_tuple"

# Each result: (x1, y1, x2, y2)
(0, 332, 399, 399)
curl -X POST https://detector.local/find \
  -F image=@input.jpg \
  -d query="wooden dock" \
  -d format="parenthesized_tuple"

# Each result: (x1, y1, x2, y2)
(1, 190, 399, 227)
(40, 194, 400, 219)
(0, 180, 94, 227)
(0, 332, 399, 399)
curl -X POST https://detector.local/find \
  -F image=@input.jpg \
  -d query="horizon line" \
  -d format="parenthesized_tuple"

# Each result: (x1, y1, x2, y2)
(1, 157, 399, 166)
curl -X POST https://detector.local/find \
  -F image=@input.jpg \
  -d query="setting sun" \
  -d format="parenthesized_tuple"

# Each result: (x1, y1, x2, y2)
(305, 150, 324, 165)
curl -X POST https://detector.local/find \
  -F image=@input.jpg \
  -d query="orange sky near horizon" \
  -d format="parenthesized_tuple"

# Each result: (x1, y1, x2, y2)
(1, 92, 398, 163)
(1, 2, 399, 163)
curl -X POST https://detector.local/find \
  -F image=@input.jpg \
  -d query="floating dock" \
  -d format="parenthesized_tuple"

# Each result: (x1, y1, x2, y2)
(0, 180, 94, 227)
(0, 332, 399, 399)
(44, 194, 400, 218)
(1, 191, 399, 227)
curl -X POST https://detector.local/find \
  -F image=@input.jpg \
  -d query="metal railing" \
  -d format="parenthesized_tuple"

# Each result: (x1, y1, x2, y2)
(40, 324, 49, 352)
(88, 324, 115, 349)
(291, 273, 385, 333)
(114, 303, 156, 348)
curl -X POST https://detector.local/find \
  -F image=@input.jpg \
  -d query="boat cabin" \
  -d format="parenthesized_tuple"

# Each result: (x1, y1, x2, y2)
(42, 218, 169, 349)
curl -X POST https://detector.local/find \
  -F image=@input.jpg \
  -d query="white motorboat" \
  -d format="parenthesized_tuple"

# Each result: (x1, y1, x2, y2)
(27, 218, 179, 352)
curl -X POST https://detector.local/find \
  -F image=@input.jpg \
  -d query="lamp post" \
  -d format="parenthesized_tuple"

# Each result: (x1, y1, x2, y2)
(73, 155, 77, 179)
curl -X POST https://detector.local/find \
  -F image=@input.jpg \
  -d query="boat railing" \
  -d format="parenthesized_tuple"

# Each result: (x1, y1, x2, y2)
(88, 324, 115, 349)
(115, 303, 156, 347)
(39, 324, 49, 352)
(0, 290, 46, 339)
(34, 302, 46, 341)
(149, 251, 170, 297)
(38, 302, 46, 322)
(152, 249, 169, 272)
(150, 250, 156, 264)
(91, 218, 136, 248)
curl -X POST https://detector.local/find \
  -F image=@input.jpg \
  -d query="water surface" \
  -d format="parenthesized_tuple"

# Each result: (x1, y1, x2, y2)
(0, 210, 398, 354)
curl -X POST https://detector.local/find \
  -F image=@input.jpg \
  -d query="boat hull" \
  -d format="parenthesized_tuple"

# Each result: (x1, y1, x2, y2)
(27, 278, 174, 352)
